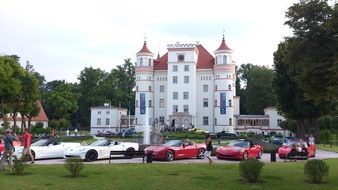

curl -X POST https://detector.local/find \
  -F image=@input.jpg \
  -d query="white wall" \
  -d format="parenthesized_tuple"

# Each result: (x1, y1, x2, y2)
(90, 107, 127, 135)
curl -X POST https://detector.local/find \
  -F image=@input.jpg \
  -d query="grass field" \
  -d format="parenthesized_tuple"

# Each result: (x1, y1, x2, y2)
(317, 144, 338, 153)
(0, 159, 338, 190)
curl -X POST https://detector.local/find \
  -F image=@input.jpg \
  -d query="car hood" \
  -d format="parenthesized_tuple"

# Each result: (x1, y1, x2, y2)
(145, 145, 168, 152)
(217, 146, 244, 153)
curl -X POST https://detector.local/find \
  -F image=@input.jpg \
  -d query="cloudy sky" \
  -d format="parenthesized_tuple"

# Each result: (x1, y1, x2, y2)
(0, 0, 298, 83)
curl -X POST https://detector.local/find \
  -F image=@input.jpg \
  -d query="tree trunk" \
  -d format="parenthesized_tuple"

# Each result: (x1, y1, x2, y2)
(26, 114, 32, 130)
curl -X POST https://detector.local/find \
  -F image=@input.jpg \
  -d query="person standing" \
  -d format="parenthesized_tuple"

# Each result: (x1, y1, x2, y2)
(205, 132, 213, 164)
(0, 129, 18, 171)
(308, 134, 315, 145)
(22, 128, 35, 164)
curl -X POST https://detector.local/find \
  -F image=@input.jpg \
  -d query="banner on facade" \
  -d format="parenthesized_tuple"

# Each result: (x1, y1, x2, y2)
(140, 93, 146, 115)
(220, 92, 226, 114)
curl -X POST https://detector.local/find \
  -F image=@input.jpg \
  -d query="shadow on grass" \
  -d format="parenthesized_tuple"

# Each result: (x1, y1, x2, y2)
(238, 178, 266, 184)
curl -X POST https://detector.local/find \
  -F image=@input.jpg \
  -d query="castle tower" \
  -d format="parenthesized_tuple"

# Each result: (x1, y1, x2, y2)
(213, 36, 236, 133)
(135, 41, 154, 130)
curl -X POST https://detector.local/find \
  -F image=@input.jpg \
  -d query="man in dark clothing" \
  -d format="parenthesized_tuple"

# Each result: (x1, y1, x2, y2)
(0, 129, 18, 171)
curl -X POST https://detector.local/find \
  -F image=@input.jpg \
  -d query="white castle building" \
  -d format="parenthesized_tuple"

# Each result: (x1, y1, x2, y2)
(134, 36, 239, 133)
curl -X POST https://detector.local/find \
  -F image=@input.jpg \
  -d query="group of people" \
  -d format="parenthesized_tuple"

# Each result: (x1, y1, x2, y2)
(0, 128, 35, 172)
(287, 143, 308, 158)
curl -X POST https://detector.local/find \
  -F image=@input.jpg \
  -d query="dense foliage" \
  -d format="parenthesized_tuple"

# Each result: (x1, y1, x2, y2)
(304, 159, 329, 184)
(239, 159, 264, 183)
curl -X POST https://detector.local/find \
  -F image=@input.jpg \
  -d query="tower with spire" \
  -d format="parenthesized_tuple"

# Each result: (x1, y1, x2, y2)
(213, 35, 237, 132)
(135, 41, 154, 127)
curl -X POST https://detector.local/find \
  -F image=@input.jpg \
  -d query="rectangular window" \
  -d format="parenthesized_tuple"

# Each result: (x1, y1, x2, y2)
(183, 92, 189, 100)
(229, 100, 232, 107)
(97, 118, 101, 125)
(184, 76, 189, 84)
(173, 105, 178, 113)
(184, 105, 189, 113)
(173, 76, 178, 84)
(173, 65, 178, 72)
(229, 118, 232, 125)
(184, 65, 189, 71)
(228, 84, 231, 91)
(98, 111, 101, 114)
(214, 100, 217, 106)
(214, 118, 217, 125)
(106, 111, 110, 114)
(277, 119, 282, 125)
(203, 85, 208, 92)
(160, 99, 165, 108)
(203, 98, 208, 107)
(203, 116, 209, 126)
(149, 86, 152, 91)
(160, 85, 164, 92)
(136, 100, 138, 107)
(173, 92, 178, 100)
(149, 100, 152, 107)
(106, 118, 110, 125)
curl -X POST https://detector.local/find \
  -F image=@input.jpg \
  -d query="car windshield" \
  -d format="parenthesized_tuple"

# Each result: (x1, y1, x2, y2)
(227, 140, 250, 148)
(164, 140, 183, 147)
(286, 141, 308, 148)
(90, 139, 111, 146)
(32, 139, 50, 146)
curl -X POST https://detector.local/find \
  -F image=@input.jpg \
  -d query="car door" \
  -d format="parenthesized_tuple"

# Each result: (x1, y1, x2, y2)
(48, 142, 64, 158)
(248, 142, 259, 158)
(109, 142, 125, 157)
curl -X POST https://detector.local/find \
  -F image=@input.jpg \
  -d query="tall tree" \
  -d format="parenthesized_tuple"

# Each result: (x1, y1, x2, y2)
(76, 67, 108, 129)
(285, 0, 338, 108)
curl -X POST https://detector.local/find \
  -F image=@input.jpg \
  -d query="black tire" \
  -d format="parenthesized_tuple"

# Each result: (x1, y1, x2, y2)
(166, 150, 174, 161)
(85, 150, 98, 162)
(196, 148, 205, 159)
(124, 148, 135, 158)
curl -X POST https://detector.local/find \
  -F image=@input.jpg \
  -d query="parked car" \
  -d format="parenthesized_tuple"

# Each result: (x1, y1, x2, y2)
(14, 138, 80, 160)
(216, 131, 237, 139)
(278, 140, 316, 159)
(96, 131, 115, 137)
(144, 139, 206, 161)
(271, 135, 284, 146)
(215, 139, 263, 160)
(64, 139, 139, 162)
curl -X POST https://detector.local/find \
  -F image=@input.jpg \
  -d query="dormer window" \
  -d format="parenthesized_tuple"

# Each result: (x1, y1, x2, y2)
(178, 54, 185, 62)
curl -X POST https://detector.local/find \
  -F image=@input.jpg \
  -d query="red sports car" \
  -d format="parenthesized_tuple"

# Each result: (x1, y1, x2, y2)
(216, 140, 263, 160)
(144, 140, 206, 161)
(278, 140, 316, 159)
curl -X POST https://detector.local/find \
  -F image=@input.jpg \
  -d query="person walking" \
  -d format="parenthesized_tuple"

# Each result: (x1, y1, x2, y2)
(22, 128, 35, 164)
(0, 129, 18, 172)
(205, 132, 213, 164)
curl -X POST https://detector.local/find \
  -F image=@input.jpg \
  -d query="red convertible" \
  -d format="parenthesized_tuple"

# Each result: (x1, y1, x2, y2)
(216, 140, 263, 160)
(278, 140, 316, 159)
(144, 140, 206, 161)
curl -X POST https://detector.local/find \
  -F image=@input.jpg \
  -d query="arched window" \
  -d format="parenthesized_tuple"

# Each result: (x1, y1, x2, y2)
(140, 58, 143, 66)
(223, 55, 227, 64)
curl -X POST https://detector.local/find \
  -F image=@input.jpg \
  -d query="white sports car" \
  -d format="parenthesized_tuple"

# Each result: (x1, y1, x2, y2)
(15, 138, 81, 160)
(64, 139, 139, 162)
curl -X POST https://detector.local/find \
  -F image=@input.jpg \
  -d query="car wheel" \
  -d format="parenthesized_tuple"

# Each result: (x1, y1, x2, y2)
(166, 150, 174, 161)
(257, 149, 263, 159)
(196, 148, 205, 159)
(124, 148, 135, 159)
(85, 150, 98, 162)
(243, 151, 248, 160)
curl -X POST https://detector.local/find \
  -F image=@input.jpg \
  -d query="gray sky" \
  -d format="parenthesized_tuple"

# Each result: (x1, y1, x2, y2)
(0, 0, 298, 83)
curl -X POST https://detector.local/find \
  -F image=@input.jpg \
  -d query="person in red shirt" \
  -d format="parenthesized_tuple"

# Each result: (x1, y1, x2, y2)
(22, 128, 35, 164)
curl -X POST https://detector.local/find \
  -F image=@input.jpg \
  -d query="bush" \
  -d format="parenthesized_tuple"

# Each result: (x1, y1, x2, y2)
(239, 159, 264, 183)
(65, 157, 84, 178)
(12, 157, 28, 175)
(304, 159, 329, 184)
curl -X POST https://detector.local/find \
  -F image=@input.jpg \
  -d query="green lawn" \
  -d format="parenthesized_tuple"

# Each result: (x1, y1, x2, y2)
(317, 144, 338, 153)
(1, 159, 338, 190)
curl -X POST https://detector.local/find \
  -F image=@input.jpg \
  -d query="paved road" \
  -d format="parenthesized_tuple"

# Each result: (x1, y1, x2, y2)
(33, 149, 338, 165)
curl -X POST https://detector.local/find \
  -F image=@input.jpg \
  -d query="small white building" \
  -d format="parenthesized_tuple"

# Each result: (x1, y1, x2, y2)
(90, 105, 130, 135)
(234, 107, 289, 136)
(0, 101, 49, 128)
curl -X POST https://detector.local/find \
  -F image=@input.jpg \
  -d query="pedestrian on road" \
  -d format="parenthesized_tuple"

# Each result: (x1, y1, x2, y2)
(22, 128, 35, 164)
(205, 131, 213, 164)
(0, 129, 18, 172)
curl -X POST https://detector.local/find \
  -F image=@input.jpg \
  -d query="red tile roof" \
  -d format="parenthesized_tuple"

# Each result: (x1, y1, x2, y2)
(153, 44, 215, 70)
(137, 41, 152, 54)
(216, 37, 232, 51)
(0, 101, 48, 122)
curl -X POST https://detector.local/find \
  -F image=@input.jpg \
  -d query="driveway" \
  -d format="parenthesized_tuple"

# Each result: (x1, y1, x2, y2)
(33, 149, 338, 165)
